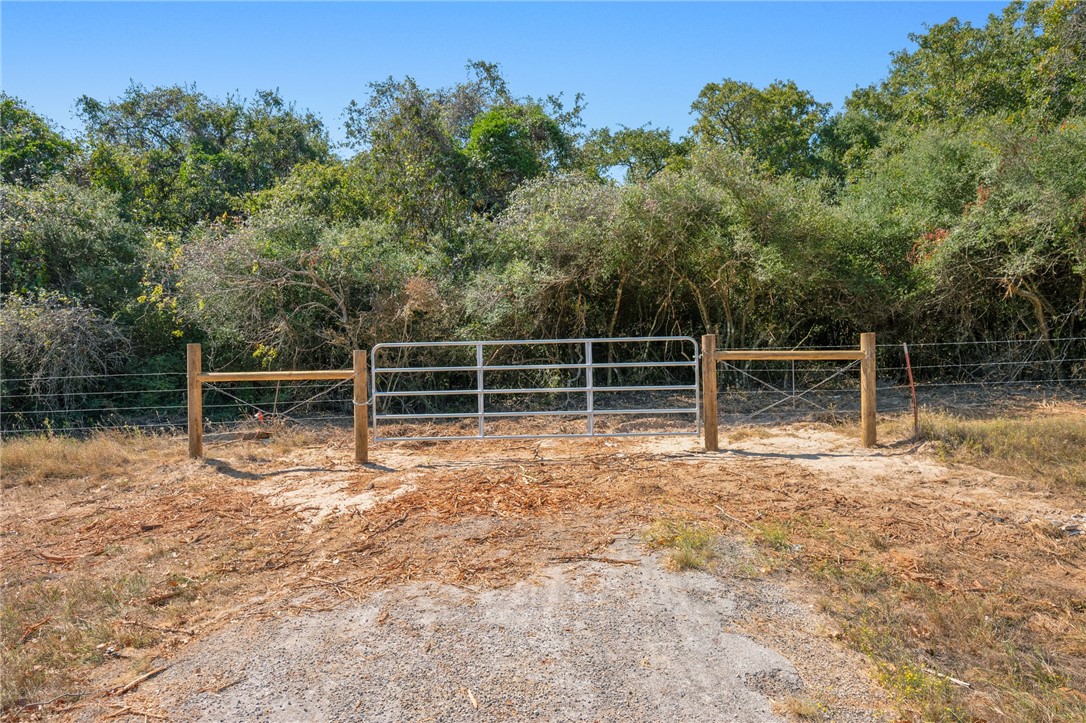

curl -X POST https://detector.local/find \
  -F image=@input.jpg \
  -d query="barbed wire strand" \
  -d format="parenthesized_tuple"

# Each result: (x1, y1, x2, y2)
(0, 371, 185, 383)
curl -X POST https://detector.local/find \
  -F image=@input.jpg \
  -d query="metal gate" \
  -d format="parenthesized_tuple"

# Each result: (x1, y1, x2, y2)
(370, 337, 700, 442)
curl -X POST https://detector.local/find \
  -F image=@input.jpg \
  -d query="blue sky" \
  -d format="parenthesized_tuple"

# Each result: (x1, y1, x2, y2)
(2, 1, 1004, 147)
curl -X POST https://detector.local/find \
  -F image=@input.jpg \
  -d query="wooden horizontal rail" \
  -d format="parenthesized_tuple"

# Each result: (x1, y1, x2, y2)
(197, 370, 354, 382)
(714, 350, 865, 362)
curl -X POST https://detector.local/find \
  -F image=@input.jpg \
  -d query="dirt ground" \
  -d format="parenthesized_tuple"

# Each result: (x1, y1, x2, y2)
(2, 419, 1084, 721)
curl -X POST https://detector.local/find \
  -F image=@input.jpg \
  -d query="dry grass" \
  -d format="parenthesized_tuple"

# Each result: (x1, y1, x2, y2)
(722, 425, 777, 443)
(776, 695, 822, 720)
(756, 511, 1086, 721)
(915, 408, 1086, 489)
(730, 406, 1086, 719)
(0, 571, 165, 710)
(0, 432, 181, 487)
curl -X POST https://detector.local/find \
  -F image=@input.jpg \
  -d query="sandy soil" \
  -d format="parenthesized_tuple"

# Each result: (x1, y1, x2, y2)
(4, 422, 1083, 721)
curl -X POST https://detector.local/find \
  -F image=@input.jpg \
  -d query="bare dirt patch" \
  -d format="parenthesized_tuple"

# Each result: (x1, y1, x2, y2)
(2, 415, 1083, 721)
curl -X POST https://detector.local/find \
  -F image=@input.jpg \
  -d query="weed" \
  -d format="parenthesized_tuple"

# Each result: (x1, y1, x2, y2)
(755, 521, 793, 552)
(725, 426, 775, 443)
(0, 572, 164, 709)
(777, 695, 822, 720)
(795, 517, 1086, 721)
(643, 520, 717, 571)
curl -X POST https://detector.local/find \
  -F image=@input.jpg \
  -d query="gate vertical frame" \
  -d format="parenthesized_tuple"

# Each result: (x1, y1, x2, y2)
(476, 343, 485, 438)
(585, 340, 595, 435)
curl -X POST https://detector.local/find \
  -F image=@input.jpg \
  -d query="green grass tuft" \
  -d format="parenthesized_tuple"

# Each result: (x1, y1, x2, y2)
(643, 519, 717, 571)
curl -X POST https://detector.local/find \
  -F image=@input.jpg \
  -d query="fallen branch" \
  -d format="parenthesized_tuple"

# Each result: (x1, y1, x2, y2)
(370, 512, 409, 537)
(145, 589, 184, 606)
(18, 616, 51, 644)
(197, 677, 246, 694)
(108, 666, 169, 696)
(549, 555, 639, 566)
(11, 691, 88, 712)
(102, 704, 169, 720)
(118, 618, 195, 636)
(922, 667, 971, 688)
(337, 513, 409, 555)
(36, 548, 105, 564)
(714, 505, 755, 530)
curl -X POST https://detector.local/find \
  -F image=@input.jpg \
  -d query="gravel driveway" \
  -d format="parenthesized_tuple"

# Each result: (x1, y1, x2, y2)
(147, 539, 884, 722)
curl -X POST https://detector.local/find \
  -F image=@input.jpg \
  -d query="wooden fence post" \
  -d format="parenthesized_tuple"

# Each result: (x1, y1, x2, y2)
(187, 343, 203, 459)
(860, 332, 877, 448)
(701, 334, 719, 452)
(353, 349, 368, 464)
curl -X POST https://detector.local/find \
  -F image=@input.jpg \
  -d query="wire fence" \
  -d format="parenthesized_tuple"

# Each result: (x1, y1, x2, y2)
(716, 336, 1085, 423)
(1, 337, 1084, 437)
(0, 372, 355, 437)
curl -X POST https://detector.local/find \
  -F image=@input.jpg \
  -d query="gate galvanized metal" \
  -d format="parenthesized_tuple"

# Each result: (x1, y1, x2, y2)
(370, 337, 700, 442)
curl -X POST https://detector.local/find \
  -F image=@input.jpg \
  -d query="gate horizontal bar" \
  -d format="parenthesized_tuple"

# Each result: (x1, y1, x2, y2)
(374, 363, 585, 373)
(373, 336, 696, 350)
(373, 360, 696, 373)
(375, 407, 698, 420)
(375, 431, 698, 442)
(374, 384, 696, 398)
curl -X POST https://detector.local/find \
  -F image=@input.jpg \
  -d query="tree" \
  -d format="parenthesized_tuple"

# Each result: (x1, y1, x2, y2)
(581, 125, 690, 182)
(465, 104, 571, 211)
(815, 99, 883, 182)
(0, 292, 131, 405)
(77, 84, 329, 229)
(690, 79, 829, 176)
(172, 214, 446, 366)
(344, 62, 585, 235)
(246, 159, 371, 224)
(345, 76, 472, 242)
(0, 94, 75, 186)
(850, 0, 1086, 127)
(916, 118, 1086, 343)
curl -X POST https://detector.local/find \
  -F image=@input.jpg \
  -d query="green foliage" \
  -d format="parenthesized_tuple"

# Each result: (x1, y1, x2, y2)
(915, 117, 1086, 340)
(0, 94, 75, 186)
(849, 0, 1085, 127)
(467, 173, 621, 338)
(0, 292, 131, 401)
(466, 104, 570, 211)
(345, 76, 471, 241)
(582, 125, 690, 182)
(2, 1, 1084, 393)
(690, 78, 829, 177)
(247, 159, 370, 224)
(1, 179, 144, 312)
(815, 101, 883, 182)
(643, 519, 717, 571)
(344, 62, 584, 237)
(845, 124, 993, 236)
(77, 84, 329, 229)
(171, 212, 445, 367)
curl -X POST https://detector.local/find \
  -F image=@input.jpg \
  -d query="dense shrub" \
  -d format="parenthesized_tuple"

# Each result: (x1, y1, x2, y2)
(1, 1, 1083, 383)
